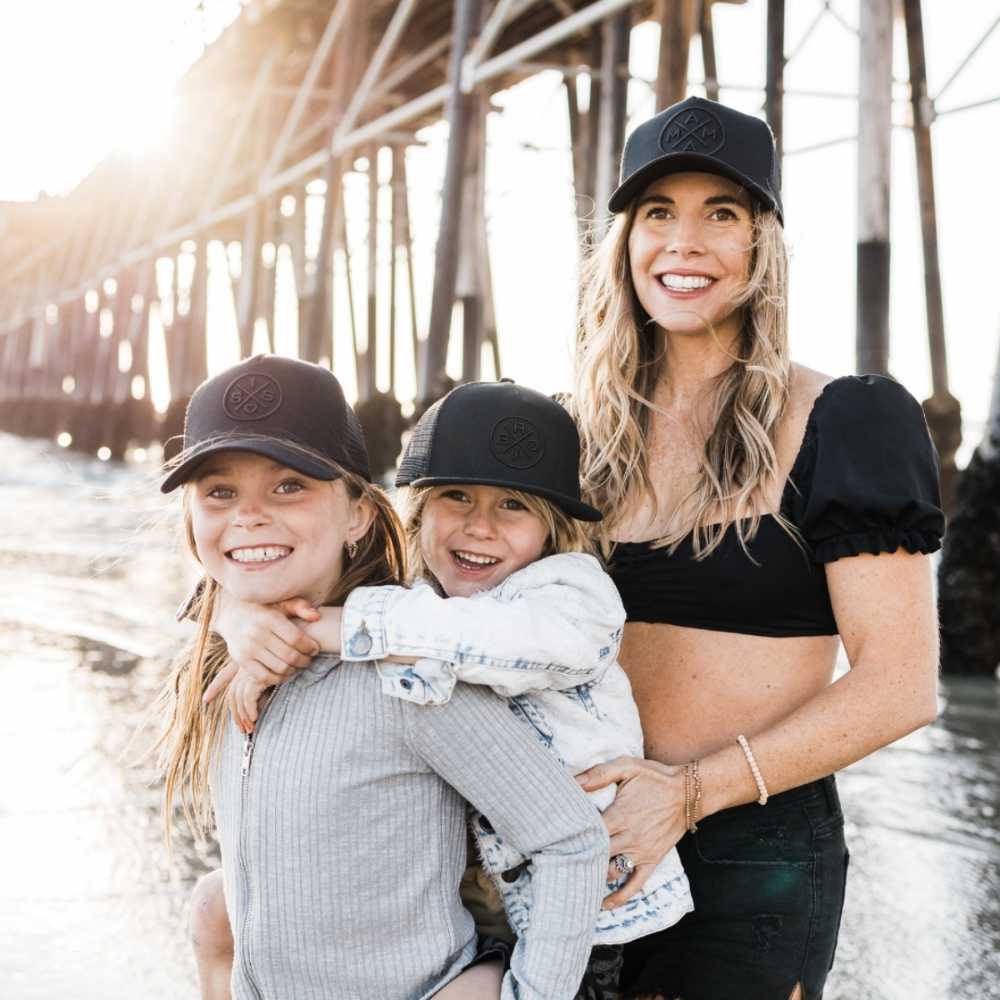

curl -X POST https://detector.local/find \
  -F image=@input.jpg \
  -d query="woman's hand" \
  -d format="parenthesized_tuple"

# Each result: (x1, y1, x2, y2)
(575, 755, 688, 909)
(204, 595, 322, 705)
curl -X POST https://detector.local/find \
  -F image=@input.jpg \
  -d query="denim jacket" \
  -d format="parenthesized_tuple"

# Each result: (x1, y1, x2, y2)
(341, 552, 693, 945)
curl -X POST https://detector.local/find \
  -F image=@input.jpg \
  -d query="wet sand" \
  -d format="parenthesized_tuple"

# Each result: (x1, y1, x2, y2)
(0, 432, 997, 999)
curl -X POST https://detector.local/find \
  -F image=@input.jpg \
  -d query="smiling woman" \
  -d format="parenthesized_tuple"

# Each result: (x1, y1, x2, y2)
(563, 95, 944, 1000)
(627, 174, 753, 346)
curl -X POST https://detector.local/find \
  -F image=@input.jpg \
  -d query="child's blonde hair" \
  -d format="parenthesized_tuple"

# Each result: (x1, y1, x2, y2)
(397, 484, 593, 588)
(152, 447, 406, 845)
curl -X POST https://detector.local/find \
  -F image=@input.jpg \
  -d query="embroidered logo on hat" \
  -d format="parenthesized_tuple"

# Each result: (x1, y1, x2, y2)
(490, 416, 544, 470)
(223, 372, 283, 421)
(659, 107, 726, 155)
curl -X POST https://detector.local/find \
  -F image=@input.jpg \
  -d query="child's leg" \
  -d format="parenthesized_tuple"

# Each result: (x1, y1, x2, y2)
(432, 960, 504, 999)
(190, 868, 234, 1000)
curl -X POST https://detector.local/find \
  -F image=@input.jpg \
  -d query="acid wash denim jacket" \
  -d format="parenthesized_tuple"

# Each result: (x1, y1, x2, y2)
(340, 552, 694, 946)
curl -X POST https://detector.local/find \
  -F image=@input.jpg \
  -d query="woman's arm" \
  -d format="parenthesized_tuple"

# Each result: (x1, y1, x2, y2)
(405, 682, 607, 1000)
(701, 549, 938, 809)
(580, 549, 939, 906)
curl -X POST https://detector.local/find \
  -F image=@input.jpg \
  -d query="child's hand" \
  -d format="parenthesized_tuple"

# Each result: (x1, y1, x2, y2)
(205, 594, 322, 704)
(226, 670, 270, 734)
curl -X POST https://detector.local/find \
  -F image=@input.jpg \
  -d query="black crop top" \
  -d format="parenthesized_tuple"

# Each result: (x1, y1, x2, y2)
(609, 375, 945, 637)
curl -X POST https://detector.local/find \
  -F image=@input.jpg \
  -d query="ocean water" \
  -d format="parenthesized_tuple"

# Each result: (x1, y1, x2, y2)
(0, 431, 997, 1000)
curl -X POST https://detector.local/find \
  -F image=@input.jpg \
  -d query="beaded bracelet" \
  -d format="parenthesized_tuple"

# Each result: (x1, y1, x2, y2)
(736, 734, 769, 806)
(683, 760, 702, 833)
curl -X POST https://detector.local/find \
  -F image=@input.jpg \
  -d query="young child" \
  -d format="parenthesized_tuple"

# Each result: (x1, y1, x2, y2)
(154, 356, 608, 1000)
(206, 379, 694, 999)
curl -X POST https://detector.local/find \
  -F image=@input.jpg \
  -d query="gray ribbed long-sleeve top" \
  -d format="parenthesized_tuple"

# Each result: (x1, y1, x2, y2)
(210, 655, 608, 1000)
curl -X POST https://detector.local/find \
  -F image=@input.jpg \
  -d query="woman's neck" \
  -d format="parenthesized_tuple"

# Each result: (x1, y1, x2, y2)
(651, 320, 742, 412)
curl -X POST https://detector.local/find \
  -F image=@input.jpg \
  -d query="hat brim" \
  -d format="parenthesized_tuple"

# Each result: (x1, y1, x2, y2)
(403, 476, 603, 523)
(160, 437, 341, 493)
(608, 152, 782, 223)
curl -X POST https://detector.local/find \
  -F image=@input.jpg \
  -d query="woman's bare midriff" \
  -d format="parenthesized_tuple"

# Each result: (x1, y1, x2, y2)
(620, 622, 840, 765)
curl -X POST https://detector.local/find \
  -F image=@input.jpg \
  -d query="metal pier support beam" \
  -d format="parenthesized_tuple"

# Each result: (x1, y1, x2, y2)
(765, 0, 785, 160)
(237, 200, 265, 357)
(363, 144, 379, 400)
(457, 95, 489, 383)
(256, 195, 278, 354)
(423, 0, 483, 402)
(336, 196, 361, 392)
(655, 0, 696, 110)
(902, 0, 962, 508)
(593, 10, 632, 235)
(566, 29, 605, 247)
(699, 1, 719, 102)
(162, 240, 208, 456)
(856, 0, 892, 378)
(305, 156, 345, 366)
(288, 189, 310, 358)
(306, 1, 363, 367)
(393, 148, 421, 381)
(389, 147, 403, 394)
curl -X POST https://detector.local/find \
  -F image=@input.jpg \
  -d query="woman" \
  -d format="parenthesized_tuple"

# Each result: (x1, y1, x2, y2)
(567, 96, 943, 1000)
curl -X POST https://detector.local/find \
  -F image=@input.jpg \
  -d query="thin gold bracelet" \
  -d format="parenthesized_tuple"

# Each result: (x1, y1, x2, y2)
(683, 762, 691, 831)
(736, 734, 769, 806)
(683, 760, 702, 833)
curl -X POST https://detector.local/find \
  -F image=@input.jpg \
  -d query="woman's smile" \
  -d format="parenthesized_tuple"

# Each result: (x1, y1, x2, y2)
(652, 268, 719, 301)
(628, 171, 752, 342)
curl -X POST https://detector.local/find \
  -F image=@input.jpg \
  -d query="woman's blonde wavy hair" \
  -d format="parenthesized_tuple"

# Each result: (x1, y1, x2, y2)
(397, 485, 592, 588)
(151, 441, 406, 845)
(568, 197, 791, 559)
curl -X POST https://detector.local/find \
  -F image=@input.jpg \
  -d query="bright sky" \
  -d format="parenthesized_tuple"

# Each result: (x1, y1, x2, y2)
(1, 0, 998, 461)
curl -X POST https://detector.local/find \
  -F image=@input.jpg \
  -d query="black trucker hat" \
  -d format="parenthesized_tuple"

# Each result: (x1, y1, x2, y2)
(160, 354, 371, 492)
(396, 380, 602, 522)
(608, 95, 783, 223)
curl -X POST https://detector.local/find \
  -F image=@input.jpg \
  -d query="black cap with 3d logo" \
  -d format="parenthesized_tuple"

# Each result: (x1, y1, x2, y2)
(396, 380, 602, 522)
(160, 354, 371, 492)
(608, 95, 783, 223)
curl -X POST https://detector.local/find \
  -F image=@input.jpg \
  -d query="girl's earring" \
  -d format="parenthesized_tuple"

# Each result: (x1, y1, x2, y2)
(346, 539, 358, 560)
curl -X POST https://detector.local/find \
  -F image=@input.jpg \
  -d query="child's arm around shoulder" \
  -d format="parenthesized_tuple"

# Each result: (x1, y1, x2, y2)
(340, 552, 626, 702)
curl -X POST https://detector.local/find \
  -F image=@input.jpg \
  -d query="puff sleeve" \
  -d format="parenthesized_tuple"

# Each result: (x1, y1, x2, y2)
(785, 375, 945, 563)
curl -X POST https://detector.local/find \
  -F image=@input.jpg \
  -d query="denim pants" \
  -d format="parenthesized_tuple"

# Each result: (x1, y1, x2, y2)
(619, 776, 850, 1000)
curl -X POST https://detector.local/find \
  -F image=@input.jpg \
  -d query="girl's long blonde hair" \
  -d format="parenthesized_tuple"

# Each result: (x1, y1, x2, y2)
(568, 200, 791, 558)
(152, 451, 406, 845)
(397, 485, 592, 587)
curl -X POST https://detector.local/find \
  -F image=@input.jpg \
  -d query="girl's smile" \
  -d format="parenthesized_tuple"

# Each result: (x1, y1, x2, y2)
(189, 452, 367, 606)
(227, 544, 292, 562)
(420, 484, 549, 597)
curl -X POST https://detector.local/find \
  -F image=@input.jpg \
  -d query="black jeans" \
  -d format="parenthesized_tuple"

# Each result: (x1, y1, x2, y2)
(620, 776, 849, 1000)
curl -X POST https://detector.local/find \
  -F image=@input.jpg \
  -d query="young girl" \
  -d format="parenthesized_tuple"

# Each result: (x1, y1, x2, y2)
(203, 379, 694, 1000)
(154, 355, 608, 1000)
